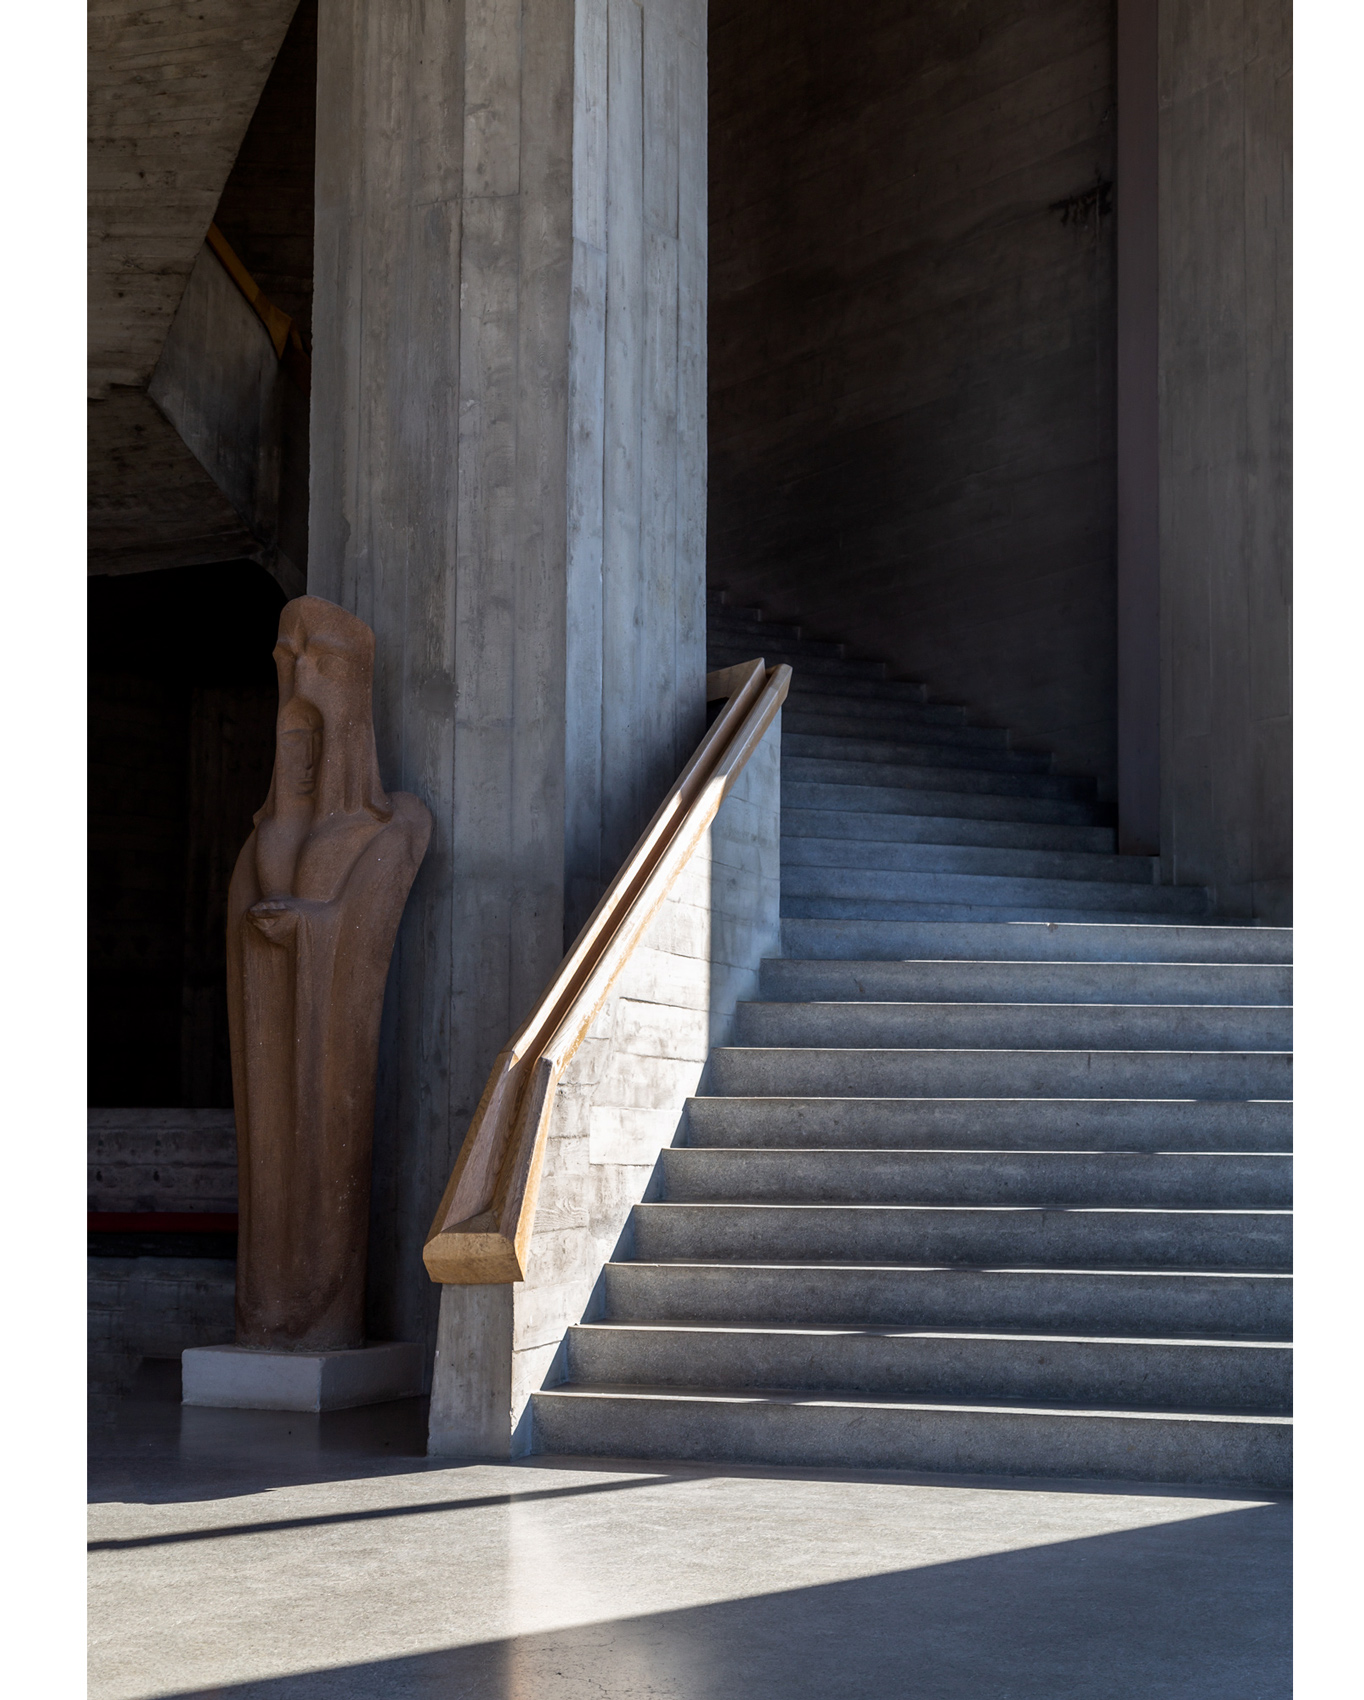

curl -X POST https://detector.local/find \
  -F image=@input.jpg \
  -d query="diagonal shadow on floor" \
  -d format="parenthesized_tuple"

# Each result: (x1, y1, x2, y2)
(88, 1470, 685, 1551)
(152, 1500, 1289, 1700)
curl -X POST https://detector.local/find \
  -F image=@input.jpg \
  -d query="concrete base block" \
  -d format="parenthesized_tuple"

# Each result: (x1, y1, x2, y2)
(182, 1342, 424, 1412)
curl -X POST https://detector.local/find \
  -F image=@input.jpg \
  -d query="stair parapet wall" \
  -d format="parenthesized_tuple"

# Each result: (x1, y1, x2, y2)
(428, 723, 782, 1457)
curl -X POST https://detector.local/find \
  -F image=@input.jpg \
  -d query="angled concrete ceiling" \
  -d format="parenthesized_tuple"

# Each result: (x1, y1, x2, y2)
(89, 0, 302, 578)
(89, 0, 301, 397)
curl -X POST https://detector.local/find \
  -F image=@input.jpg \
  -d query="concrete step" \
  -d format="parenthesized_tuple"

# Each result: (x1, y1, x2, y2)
(707, 598, 785, 614)
(757, 958, 1292, 1006)
(707, 612, 812, 639)
(582, 615, 1290, 1489)
(785, 686, 965, 727)
(784, 779, 1103, 827)
(782, 806, 1117, 855)
(778, 919, 1293, 964)
(783, 707, 1007, 750)
(782, 834, 1157, 886)
(708, 643, 890, 680)
(630, 1202, 1291, 1270)
(784, 756, 1094, 803)
(563, 1322, 1292, 1414)
(708, 614, 807, 643)
(603, 1260, 1293, 1336)
(708, 626, 847, 659)
(781, 898, 1221, 926)
(776, 672, 931, 706)
(780, 867, 1210, 917)
(731, 1001, 1290, 1052)
(784, 732, 1055, 778)
(531, 1383, 1291, 1487)
(684, 1096, 1293, 1152)
(707, 1046, 1292, 1099)
(660, 1149, 1293, 1208)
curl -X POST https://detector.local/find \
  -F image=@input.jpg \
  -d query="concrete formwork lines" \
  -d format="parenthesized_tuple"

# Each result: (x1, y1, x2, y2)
(642, 0, 682, 795)
(511, 0, 576, 1012)
(675, 23, 708, 773)
(312, 0, 476, 1352)
(565, 229, 609, 930)
(1157, 0, 1291, 920)
(87, 0, 301, 392)
(602, 0, 648, 871)
(454, 181, 522, 1049)
(465, 0, 524, 199)
(641, 222, 681, 808)
(313, 0, 708, 1363)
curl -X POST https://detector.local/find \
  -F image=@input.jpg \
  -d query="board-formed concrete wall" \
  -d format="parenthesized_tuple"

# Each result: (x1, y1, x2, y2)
(1158, 1, 1291, 921)
(88, 0, 301, 577)
(566, 0, 711, 937)
(88, 1110, 239, 1398)
(310, 0, 708, 1372)
(89, 1259, 236, 1364)
(708, 0, 1120, 793)
(428, 724, 781, 1456)
(89, 1110, 239, 1214)
(149, 245, 303, 592)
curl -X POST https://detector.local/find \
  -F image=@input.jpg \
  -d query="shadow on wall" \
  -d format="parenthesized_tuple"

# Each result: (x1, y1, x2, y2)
(158, 1500, 1287, 1700)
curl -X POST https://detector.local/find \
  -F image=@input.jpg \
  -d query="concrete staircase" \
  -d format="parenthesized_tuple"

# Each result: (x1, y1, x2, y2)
(709, 598, 1216, 923)
(533, 605, 1292, 1486)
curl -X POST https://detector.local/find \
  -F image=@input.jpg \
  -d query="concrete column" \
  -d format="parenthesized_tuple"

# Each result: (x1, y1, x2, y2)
(1156, 0, 1291, 921)
(1116, 0, 1160, 856)
(310, 0, 708, 1368)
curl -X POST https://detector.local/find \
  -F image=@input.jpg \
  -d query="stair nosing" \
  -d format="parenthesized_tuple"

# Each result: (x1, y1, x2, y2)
(536, 1384, 1293, 1424)
(572, 1320, 1293, 1346)
(613, 1258, 1293, 1276)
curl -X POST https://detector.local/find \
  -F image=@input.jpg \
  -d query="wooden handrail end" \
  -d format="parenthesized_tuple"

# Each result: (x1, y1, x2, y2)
(422, 1221, 524, 1285)
(706, 658, 764, 702)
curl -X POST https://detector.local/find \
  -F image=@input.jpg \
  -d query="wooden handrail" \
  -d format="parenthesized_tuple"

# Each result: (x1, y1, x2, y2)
(423, 657, 791, 1284)
(205, 222, 312, 395)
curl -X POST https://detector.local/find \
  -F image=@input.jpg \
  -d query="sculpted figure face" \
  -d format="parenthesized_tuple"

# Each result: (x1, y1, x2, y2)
(258, 599, 391, 828)
(249, 599, 394, 914)
(275, 700, 323, 803)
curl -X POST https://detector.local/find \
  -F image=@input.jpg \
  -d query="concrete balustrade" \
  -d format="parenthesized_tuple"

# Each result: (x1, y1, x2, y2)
(427, 726, 781, 1456)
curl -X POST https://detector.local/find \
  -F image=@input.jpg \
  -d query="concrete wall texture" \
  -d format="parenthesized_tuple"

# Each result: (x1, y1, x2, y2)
(88, 0, 301, 578)
(429, 726, 782, 1456)
(309, 0, 709, 1371)
(88, 1112, 239, 1386)
(89, 1109, 239, 1214)
(707, 0, 1120, 794)
(89, 1258, 235, 1368)
(707, 0, 1290, 910)
(149, 245, 302, 586)
(1158, 0, 1291, 921)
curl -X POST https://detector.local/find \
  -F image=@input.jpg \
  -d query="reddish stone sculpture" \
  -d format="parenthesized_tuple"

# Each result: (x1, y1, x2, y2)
(227, 597, 432, 1351)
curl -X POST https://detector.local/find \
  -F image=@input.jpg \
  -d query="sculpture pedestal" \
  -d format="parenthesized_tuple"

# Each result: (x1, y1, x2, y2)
(182, 1342, 423, 1412)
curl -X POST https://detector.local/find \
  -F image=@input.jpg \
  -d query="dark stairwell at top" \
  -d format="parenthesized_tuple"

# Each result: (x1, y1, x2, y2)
(704, 595, 1207, 926)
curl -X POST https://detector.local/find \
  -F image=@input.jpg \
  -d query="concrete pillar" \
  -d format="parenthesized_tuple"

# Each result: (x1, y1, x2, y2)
(1156, 0, 1291, 921)
(1116, 0, 1160, 856)
(309, 0, 708, 1368)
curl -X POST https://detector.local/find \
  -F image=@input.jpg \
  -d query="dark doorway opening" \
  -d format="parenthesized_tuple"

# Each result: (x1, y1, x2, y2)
(88, 563, 284, 1108)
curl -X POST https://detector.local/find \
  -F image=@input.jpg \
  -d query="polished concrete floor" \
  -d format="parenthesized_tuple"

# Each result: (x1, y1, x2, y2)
(89, 1362, 1290, 1700)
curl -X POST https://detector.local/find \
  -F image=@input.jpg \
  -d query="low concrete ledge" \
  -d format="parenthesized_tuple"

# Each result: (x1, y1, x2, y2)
(182, 1342, 423, 1412)
(89, 1108, 239, 1214)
